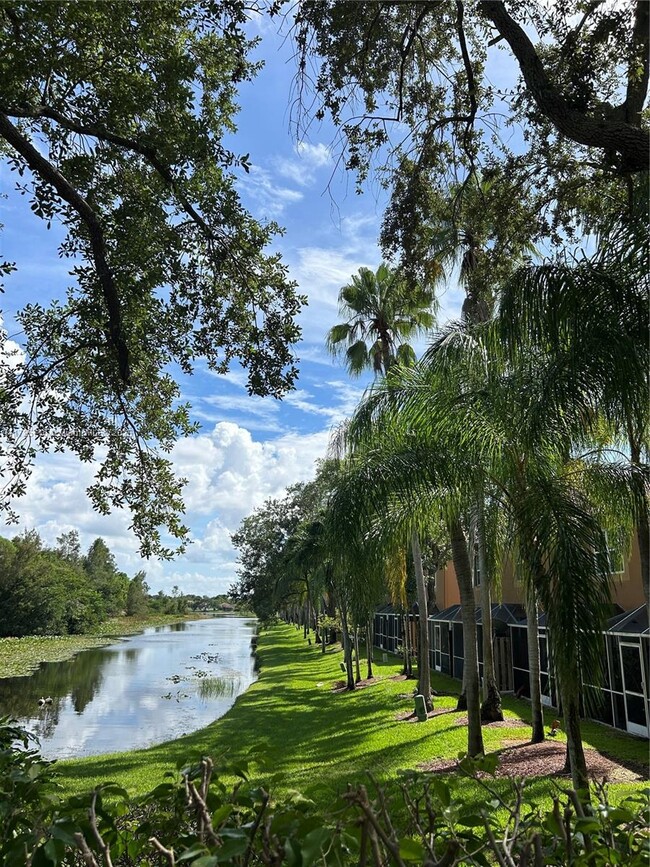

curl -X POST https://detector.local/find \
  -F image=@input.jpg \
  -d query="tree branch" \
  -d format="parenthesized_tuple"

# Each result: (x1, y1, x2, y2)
(0, 112, 131, 383)
(477, 1, 650, 172)
(455, 1, 478, 175)
(1, 103, 230, 256)
(624, 0, 649, 124)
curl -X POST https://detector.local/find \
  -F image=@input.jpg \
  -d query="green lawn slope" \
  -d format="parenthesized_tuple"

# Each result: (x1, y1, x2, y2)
(56, 623, 648, 808)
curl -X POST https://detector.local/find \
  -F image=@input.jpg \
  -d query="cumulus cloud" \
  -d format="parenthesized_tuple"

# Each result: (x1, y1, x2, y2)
(3, 418, 333, 595)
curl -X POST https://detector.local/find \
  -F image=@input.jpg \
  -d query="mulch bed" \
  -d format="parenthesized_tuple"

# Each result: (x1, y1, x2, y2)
(332, 676, 381, 693)
(419, 740, 645, 782)
(454, 716, 529, 728)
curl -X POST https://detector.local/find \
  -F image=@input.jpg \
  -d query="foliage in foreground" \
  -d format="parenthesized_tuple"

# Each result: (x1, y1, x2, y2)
(2, 719, 648, 867)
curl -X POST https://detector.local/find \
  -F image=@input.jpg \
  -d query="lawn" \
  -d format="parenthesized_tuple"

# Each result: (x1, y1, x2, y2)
(55, 623, 648, 810)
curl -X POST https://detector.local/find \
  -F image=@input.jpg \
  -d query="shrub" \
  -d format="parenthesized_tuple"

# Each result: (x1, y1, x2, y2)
(1, 720, 648, 865)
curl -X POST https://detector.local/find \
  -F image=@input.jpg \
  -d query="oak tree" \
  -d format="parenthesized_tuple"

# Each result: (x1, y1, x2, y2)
(0, 1, 304, 556)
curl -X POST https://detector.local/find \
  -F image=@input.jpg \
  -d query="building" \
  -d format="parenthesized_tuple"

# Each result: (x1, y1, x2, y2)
(373, 537, 649, 738)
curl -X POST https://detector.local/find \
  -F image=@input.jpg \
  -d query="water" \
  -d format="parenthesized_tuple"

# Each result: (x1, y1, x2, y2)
(0, 617, 258, 759)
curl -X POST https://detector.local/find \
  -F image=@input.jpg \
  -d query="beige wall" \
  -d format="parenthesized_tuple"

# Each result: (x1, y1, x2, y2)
(434, 535, 645, 613)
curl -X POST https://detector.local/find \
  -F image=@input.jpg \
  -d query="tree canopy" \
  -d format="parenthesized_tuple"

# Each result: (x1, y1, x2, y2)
(0, 1, 304, 556)
(291, 1, 648, 267)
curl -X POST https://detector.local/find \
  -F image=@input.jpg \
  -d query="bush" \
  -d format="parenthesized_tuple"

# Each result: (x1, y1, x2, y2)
(1, 719, 648, 865)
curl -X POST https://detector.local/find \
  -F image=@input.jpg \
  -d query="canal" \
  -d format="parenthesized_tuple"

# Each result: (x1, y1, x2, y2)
(0, 617, 258, 759)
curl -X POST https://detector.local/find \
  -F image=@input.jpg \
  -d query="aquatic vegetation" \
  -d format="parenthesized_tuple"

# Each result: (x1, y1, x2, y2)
(198, 676, 240, 699)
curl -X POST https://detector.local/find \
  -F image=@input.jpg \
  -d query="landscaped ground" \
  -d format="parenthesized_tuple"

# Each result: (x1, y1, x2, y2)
(54, 623, 648, 810)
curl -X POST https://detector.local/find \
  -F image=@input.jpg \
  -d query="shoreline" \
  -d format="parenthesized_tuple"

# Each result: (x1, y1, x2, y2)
(0, 612, 251, 679)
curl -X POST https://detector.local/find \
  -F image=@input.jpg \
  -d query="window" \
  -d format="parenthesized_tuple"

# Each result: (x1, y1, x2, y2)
(596, 532, 626, 576)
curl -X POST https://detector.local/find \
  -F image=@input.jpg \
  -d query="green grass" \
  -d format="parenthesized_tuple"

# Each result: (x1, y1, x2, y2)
(55, 624, 648, 810)
(0, 614, 197, 678)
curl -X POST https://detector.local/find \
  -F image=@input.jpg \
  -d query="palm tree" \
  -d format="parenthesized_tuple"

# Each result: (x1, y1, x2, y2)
(496, 209, 649, 610)
(338, 318, 641, 784)
(327, 261, 437, 708)
(400, 176, 531, 723)
(326, 262, 436, 375)
(329, 384, 486, 757)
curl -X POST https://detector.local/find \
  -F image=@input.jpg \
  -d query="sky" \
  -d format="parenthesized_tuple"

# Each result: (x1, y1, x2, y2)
(0, 17, 473, 595)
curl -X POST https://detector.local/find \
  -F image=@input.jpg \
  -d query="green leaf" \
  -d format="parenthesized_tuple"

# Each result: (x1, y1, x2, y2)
(211, 804, 233, 827)
(457, 814, 484, 828)
(432, 779, 450, 807)
(177, 844, 209, 862)
(300, 827, 332, 866)
(215, 835, 249, 862)
(398, 838, 426, 861)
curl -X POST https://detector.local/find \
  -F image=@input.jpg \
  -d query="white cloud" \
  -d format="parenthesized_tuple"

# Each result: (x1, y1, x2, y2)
(3, 419, 332, 595)
(275, 142, 332, 187)
(238, 165, 303, 218)
(296, 141, 331, 167)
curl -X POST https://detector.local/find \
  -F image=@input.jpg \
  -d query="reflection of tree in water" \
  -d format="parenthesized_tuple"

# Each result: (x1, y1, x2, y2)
(0, 644, 127, 720)
(154, 621, 187, 633)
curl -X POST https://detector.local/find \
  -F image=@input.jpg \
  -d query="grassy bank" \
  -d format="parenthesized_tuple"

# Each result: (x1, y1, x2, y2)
(56, 623, 648, 809)
(0, 614, 199, 678)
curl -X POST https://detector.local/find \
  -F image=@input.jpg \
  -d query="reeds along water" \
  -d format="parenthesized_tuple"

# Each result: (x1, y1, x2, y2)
(198, 676, 240, 699)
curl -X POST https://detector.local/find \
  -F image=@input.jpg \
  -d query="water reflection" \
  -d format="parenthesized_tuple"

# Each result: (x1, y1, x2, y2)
(0, 617, 257, 759)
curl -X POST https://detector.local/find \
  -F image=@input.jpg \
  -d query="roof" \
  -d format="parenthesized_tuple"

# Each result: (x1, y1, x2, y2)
(375, 603, 400, 615)
(477, 603, 526, 625)
(429, 604, 463, 623)
(430, 603, 526, 625)
(606, 605, 649, 636)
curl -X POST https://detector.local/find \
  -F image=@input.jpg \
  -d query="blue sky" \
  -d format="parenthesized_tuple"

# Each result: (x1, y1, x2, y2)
(0, 18, 472, 595)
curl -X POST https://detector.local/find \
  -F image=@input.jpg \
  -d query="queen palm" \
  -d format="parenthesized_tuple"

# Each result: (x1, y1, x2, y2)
(496, 208, 649, 609)
(414, 176, 538, 723)
(327, 261, 437, 708)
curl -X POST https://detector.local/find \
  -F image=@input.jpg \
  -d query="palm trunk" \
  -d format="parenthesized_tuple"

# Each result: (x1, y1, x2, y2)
(354, 627, 362, 683)
(629, 437, 649, 610)
(450, 518, 484, 757)
(366, 620, 374, 679)
(638, 512, 650, 612)
(402, 613, 413, 677)
(479, 576, 502, 721)
(525, 586, 545, 743)
(339, 596, 355, 690)
(412, 531, 433, 711)
(477, 499, 502, 721)
(559, 677, 589, 793)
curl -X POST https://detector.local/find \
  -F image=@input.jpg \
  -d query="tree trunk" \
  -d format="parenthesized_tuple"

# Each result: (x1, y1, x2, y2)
(559, 677, 590, 793)
(450, 519, 484, 757)
(526, 586, 545, 743)
(402, 613, 413, 677)
(476, 2, 650, 172)
(354, 627, 362, 683)
(456, 664, 468, 711)
(339, 597, 355, 690)
(412, 531, 433, 711)
(366, 620, 374, 679)
(477, 501, 502, 722)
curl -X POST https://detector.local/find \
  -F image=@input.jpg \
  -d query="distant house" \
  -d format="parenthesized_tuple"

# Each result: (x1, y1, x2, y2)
(219, 601, 235, 611)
